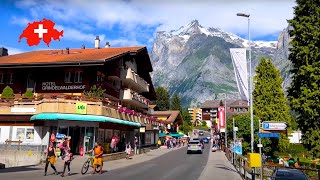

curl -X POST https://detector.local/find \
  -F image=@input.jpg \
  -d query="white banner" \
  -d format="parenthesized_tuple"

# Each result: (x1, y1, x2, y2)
(230, 48, 248, 101)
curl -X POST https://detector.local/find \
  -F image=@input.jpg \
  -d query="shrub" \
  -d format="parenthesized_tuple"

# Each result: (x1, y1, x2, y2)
(84, 85, 105, 100)
(1, 85, 14, 99)
(23, 90, 33, 98)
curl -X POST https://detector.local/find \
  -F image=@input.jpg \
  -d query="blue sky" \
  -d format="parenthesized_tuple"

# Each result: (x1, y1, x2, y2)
(0, 0, 295, 55)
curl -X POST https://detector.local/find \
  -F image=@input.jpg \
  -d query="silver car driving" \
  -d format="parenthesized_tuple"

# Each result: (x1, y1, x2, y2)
(187, 140, 203, 154)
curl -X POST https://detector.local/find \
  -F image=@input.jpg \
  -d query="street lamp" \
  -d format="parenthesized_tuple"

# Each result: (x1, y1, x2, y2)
(237, 12, 254, 153)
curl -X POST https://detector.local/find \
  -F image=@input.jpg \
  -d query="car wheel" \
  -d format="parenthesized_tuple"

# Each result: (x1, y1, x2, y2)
(187, 151, 190, 154)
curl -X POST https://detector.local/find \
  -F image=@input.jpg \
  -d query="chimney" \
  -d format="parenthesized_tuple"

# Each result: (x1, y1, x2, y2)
(95, 36, 100, 49)
(105, 42, 110, 48)
(66, 48, 70, 54)
(81, 44, 85, 49)
(0, 48, 8, 57)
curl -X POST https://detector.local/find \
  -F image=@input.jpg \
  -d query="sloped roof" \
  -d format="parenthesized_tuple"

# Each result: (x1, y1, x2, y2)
(229, 100, 249, 108)
(153, 110, 183, 124)
(0, 46, 144, 65)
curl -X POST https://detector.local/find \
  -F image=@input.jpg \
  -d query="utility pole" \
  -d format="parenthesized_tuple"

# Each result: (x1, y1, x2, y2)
(258, 119, 263, 180)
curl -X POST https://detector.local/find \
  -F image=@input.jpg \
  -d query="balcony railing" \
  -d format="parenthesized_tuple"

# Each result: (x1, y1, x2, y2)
(94, 81, 120, 99)
(121, 89, 149, 107)
(121, 68, 149, 92)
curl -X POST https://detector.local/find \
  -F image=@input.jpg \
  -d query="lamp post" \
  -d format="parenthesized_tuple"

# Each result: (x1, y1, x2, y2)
(237, 12, 254, 153)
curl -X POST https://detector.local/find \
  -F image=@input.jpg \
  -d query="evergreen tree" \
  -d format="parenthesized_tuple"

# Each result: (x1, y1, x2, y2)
(181, 109, 193, 134)
(253, 57, 291, 152)
(155, 87, 170, 111)
(170, 94, 182, 113)
(287, 0, 320, 156)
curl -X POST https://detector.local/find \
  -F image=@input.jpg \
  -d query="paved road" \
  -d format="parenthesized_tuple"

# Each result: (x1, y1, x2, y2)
(80, 144, 210, 180)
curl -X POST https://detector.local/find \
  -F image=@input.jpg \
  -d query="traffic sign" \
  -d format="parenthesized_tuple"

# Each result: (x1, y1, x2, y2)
(258, 133, 280, 138)
(262, 122, 287, 131)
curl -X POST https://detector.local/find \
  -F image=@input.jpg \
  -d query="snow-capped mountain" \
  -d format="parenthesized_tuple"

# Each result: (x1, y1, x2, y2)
(150, 20, 291, 107)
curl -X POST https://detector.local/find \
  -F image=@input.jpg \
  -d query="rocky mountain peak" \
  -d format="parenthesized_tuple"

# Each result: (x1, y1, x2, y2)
(151, 20, 290, 107)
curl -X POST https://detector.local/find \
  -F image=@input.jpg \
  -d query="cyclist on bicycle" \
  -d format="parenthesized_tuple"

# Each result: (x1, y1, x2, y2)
(87, 142, 104, 174)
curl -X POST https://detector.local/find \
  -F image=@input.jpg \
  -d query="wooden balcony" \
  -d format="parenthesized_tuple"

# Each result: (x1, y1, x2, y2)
(0, 98, 150, 125)
(121, 68, 149, 93)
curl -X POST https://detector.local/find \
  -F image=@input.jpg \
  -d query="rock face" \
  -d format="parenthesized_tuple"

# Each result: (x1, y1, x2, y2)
(150, 20, 291, 107)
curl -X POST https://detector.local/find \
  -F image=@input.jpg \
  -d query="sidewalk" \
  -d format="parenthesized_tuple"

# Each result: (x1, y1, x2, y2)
(198, 148, 243, 180)
(0, 145, 186, 179)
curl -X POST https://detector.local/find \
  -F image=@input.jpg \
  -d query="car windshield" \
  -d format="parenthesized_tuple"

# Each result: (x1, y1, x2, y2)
(189, 141, 200, 144)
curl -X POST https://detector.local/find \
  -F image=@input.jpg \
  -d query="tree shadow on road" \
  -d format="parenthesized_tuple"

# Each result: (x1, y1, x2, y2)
(0, 165, 42, 173)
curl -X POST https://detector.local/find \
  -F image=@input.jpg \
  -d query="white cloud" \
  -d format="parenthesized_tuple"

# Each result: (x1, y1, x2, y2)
(14, 0, 296, 40)
(0, 45, 25, 55)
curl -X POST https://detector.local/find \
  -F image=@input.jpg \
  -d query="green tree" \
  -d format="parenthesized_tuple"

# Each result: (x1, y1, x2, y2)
(155, 87, 170, 111)
(181, 109, 193, 135)
(287, 0, 320, 156)
(202, 120, 207, 127)
(1, 85, 14, 99)
(170, 94, 182, 113)
(253, 58, 291, 153)
(226, 114, 270, 154)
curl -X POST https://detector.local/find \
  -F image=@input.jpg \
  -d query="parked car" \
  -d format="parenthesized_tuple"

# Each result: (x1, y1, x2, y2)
(187, 140, 203, 154)
(212, 144, 217, 152)
(267, 168, 309, 180)
(202, 138, 209, 144)
(206, 136, 211, 140)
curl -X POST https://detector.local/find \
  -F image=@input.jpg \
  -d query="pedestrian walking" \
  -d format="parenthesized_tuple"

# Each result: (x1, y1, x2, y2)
(44, 143, 58, 176)
(134, 136, 138, 155)
(61, 149, 72, 177)
(125, 141, 132, 159)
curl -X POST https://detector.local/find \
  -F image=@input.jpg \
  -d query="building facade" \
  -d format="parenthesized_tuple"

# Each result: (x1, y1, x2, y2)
(187, 108, 202, 126)
(0, 43, 160, 159)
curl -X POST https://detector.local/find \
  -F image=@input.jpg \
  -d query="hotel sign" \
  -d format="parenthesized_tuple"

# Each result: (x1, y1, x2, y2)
(42, 82, 86, 91)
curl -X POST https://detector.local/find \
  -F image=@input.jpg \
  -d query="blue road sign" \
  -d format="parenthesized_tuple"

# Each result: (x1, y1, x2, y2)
(263, 123, 270, 129)
(235, 145, 242, 155)
(258, 133, 280, 138)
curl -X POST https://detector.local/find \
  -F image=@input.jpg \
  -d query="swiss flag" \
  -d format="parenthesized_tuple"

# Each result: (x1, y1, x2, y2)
(18, 18, 63, 47)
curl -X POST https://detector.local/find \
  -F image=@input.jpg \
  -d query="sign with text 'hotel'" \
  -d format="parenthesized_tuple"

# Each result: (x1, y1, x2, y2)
(42, 82, 86, 91)
(76, 102, 87, 114)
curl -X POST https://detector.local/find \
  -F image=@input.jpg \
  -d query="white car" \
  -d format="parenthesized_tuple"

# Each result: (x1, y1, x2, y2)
(187, 140, 203, 154)
(212, 144, 217, 152)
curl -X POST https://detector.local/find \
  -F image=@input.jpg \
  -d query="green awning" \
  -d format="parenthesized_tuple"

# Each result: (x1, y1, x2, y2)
(30, 113, 141, 127)
(168, 133, 184, 137)
(159, 133, 166, 137)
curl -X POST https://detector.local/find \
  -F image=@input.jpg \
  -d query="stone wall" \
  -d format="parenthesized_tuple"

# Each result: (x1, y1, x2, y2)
(0, 150, 45, 168)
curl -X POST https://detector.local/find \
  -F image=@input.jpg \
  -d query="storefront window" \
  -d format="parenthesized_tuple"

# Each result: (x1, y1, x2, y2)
(59, 126, 68, 136)
(16, 128, 25, 140)
(26, 128, 35, 141)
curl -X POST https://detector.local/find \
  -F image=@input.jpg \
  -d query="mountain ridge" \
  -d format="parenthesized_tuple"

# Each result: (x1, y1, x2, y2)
(150, 20, 290, 107)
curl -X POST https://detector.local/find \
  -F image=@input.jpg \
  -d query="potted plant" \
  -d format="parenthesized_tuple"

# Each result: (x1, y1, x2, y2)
(1, 85, 15, 102)
(21, 90, 34, 102)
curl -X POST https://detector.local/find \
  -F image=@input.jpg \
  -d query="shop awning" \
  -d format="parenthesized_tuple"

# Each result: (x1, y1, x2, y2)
(30, 113, 141, 127)
(159, 133, 166, 137)
(168, 133, 184, 137)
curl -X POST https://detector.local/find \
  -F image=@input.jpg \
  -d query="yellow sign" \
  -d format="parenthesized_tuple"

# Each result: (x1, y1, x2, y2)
(248, 153, 261, 168)
(75, 102, 87, 114)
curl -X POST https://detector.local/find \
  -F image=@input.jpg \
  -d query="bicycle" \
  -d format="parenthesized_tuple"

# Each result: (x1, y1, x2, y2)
(81, 154, 102, 175)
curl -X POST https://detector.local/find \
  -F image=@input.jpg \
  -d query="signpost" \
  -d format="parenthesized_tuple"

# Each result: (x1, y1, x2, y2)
(258, 133, 280, 138)
(262, 122, 287, 131)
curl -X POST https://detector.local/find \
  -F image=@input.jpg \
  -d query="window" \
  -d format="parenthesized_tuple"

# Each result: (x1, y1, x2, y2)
(74, 71, 83, 83)
(7, 73, 13, 84)
(64, 72, 72, 83)
(0, 73, 4, 84)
